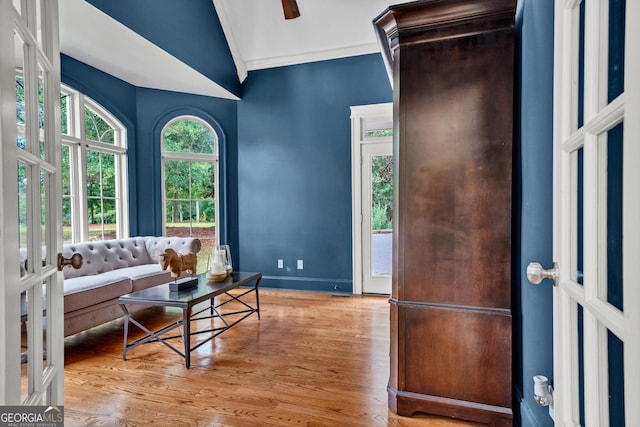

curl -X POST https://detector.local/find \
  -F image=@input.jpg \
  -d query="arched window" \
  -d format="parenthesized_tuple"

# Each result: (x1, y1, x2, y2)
(161, 117, 218, 273)
(59, 85, 128, 242)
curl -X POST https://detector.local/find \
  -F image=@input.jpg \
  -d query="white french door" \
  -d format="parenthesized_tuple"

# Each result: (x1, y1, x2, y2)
(552, 0, 639, 425)
(351, 103, 393, 295)
(0, 0, 64, 405)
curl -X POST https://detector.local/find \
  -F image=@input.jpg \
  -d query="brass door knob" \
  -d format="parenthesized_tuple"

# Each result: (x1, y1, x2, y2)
(57, 252, 83, 271)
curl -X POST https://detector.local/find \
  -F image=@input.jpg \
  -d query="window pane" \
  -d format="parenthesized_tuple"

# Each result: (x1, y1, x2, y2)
(60, 93, 68, 135)
(86, 150, 101, 197)
(371, 155, 392, 276)
(163, 120, 215, 154)
(101, 198, 117, 240)
(16, 76, 25, 127)
(87, 198, 102, 233)
(62, 197, 72, 244)
(164, 160, 191, 199)
(101, 153, 116, 198)
(84, 107, 114, 144)
(191, 162, 215, 200)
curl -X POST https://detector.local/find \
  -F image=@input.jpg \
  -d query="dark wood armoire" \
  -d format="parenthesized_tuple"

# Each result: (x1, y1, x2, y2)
(374, 1, 516, 426)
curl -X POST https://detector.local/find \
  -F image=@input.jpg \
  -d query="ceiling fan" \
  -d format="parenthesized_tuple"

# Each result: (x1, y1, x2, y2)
(281, 0, 300, 19)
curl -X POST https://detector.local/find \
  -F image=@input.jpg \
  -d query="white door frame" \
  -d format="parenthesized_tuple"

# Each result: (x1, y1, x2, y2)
(552, 0, 639, 424)
(0, 0, 64, 405)
(351, 103, 392, 295)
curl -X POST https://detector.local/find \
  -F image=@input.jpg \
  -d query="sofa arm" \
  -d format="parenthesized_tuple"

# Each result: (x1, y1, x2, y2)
(143, 236, 202, 263)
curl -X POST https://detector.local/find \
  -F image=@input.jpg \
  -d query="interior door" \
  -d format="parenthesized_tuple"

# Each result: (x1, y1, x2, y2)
(362, 142, 392, 294)
(550, 0, 639, 424)
(1, 0, 64, 405)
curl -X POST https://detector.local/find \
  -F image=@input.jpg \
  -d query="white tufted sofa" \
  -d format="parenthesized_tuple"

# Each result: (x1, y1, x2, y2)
(22, 236, 201, 337)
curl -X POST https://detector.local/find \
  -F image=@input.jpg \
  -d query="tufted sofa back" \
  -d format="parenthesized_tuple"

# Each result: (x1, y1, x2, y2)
(61, 237, 152, 279)
(143, 236, 202, 264)
(59, 236, 201, 279)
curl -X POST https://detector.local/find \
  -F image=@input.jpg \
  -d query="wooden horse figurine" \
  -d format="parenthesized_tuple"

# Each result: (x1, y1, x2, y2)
(159, 248, 197, 279)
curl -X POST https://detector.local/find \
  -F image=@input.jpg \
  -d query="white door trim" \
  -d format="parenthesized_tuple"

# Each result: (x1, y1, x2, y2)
(350, 103, 392, 295)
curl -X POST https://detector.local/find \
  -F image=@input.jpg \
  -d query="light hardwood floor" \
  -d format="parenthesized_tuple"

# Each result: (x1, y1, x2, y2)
(63, 288, 483, 426)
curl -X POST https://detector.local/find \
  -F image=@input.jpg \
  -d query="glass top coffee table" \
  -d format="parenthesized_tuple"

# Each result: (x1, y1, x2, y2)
(118, 271, 261, 368)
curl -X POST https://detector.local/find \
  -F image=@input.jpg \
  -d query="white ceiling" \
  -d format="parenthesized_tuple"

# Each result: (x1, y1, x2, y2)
(58, 0, 402, 99)
(214, 0, 403, 81)
(59, 0, 239, 99)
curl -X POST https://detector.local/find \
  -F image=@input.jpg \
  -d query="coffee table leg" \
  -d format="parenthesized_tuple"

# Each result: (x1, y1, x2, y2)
(183, 307, 191, 368)
(120, 304, 130, 360)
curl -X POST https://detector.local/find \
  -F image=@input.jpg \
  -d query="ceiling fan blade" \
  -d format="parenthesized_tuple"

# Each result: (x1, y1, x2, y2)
(282, 0, 300, 19)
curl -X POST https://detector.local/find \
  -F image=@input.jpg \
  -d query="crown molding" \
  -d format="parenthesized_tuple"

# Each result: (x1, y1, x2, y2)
(212, 0, 248, 83)
(245, 42, 381, 71)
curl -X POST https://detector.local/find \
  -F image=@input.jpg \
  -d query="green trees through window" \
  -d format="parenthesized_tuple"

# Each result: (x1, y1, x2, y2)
(162, 118, 218, 273)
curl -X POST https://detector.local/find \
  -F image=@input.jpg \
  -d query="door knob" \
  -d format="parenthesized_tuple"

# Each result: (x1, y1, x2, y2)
(527, 262, 559, 287)
(57, 252, 83, 271)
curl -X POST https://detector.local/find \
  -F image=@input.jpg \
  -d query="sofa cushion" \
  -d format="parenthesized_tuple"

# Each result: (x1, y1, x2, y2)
(113, 264, 177, 291)
(63, 273, 132, 313)
(62, 237, 152, 279)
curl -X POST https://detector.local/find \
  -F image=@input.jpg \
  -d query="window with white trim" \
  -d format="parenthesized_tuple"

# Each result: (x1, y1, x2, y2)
(59, 85, 128, 242)
(161, 116, 218, 273)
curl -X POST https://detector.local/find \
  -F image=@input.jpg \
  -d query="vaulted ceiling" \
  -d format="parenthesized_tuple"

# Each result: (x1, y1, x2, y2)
(59, 0, 406, 100)
(213, 0, 406, 81)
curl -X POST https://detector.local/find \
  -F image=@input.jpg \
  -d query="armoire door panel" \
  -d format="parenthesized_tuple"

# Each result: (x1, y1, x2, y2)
(400, 33, 513, 310)
(402, 304, 512, 407)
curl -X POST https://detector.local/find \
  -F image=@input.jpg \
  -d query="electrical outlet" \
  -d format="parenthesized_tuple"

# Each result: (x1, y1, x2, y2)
(297, 259, 303, 270)
(277, 259, 283, 269)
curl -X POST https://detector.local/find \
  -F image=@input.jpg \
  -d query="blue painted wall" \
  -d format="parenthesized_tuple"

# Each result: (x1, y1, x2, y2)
(86, 0, 240, 98)
(133, 88, 238, 248)
(235, 54, 392, 292)
(514, 1, 555, 426)
(61, 54, 141, 231)
(60, 55, 238, 256)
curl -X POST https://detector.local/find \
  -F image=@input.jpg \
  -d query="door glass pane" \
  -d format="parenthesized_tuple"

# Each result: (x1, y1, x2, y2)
(371, 155, 392, 276)
(18, 161, 27, 255)
(61, 145, 72, 243)
(15, 31, 27, 149)
(608, 0, 625, 102)
(606, 123, 623, 310)
(38, 68, 45, 160)
(608, 330, 625, 425)
(572, 147, 584, 285)
(577, 303, 585, 426)
(578, 1, 585, 129)
(40, 170, 47, 243)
